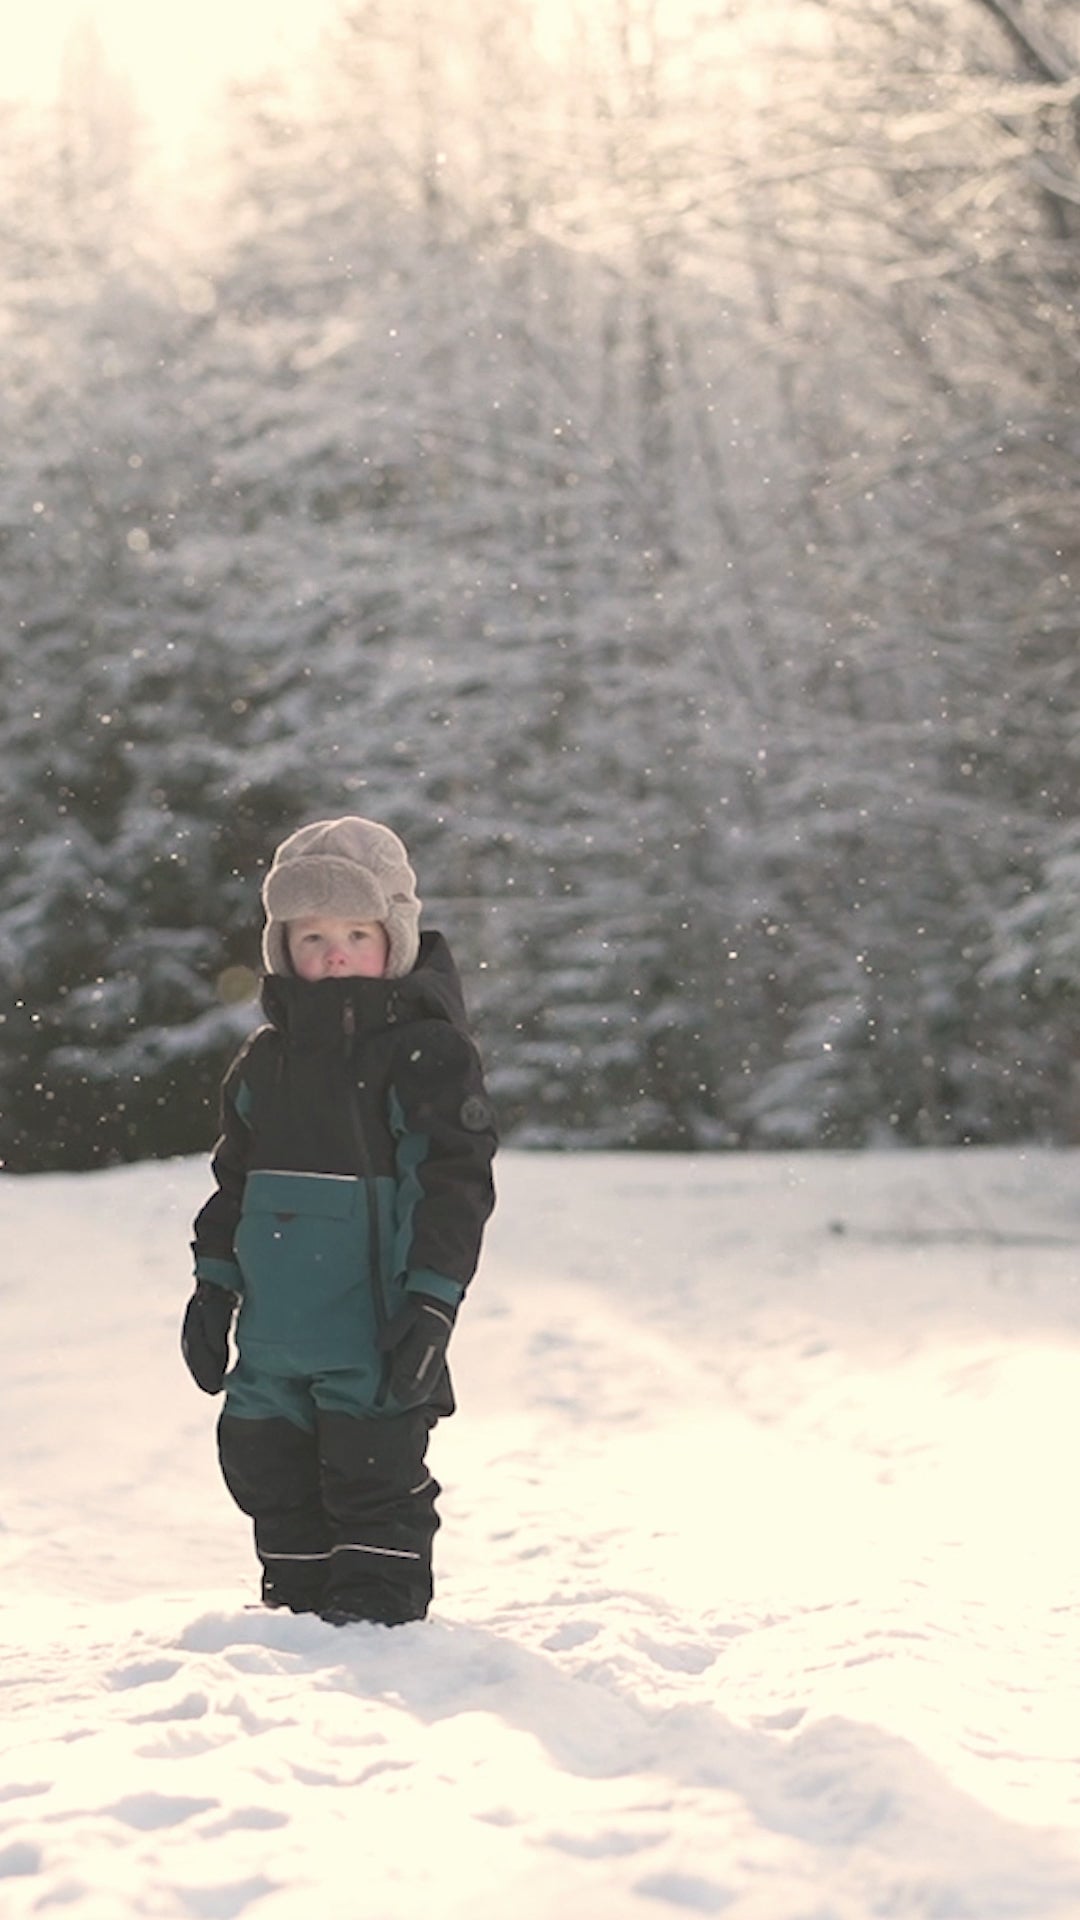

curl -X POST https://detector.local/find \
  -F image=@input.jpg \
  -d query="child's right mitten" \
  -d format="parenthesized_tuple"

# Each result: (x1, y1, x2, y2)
(181, 1280, 237, 1394)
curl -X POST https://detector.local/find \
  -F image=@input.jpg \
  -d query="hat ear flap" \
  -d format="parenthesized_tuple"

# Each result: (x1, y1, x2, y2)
(384, 905, 421, 977)
(262, 920, 291, 975)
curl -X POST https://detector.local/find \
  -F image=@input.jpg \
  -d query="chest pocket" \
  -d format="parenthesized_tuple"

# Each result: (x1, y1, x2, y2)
(233, 1170, 382, 1366)
(235, 1171, 366, 1296)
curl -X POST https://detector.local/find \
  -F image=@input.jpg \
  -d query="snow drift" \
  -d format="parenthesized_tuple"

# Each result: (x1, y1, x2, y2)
(2, 1147, 1079, 1918)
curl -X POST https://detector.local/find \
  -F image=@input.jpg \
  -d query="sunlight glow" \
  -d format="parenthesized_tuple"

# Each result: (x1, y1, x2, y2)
(0, 1, 341, 155)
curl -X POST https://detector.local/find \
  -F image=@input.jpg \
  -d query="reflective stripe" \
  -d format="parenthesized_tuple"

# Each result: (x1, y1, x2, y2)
(263, 1550, 334, 1563)
(332, 1542, 422, 1562)
(256, 1170, 359, 1183)
(263, 1542, 421, 1564)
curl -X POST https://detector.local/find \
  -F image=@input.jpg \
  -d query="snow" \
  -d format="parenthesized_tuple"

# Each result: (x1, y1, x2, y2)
(2, 1146, 1080, 1918)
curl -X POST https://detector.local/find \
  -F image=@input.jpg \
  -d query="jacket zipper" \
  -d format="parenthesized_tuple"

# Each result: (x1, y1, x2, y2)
(342, 997, 393, 1407)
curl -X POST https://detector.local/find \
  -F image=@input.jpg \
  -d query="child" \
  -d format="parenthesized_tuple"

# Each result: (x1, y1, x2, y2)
(182, 816, 497, 1626)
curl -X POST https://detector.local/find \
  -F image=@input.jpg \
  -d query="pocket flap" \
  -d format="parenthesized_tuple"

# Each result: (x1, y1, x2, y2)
(242, 1170, 361, 1220)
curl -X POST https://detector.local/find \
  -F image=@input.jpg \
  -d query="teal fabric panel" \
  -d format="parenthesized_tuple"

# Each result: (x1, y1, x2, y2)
(389, 1086, 427, 1280)
(405, 1267, 464, 1308)
(195, 1255, 244, 1294)
(222, 1356, 393, 1425)
(232, 1170, 402, 1383)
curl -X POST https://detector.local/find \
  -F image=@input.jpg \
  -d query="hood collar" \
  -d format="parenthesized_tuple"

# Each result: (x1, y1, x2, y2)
(259, 929, 469, 1040)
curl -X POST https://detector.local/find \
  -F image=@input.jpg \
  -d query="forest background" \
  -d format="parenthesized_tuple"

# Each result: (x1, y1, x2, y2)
(2, 0, 1079, 1172)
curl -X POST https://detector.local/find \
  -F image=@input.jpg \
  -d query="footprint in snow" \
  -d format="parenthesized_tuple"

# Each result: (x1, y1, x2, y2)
(544, 1826, 663, 1859)
(199, 1807, 290, 1837)
(174, 1873, 280, 1919)
(107, 1657, 183, 1690)
(291, 1758, 410, 1790)
(0, 1783, 49, 1806)
(129, 1691, 211, 1726)
(636, 1869, 735, 1912)
(634, 1633, 717, 1675)
(542, 1620, 602, 1652)
(135, 1725, 229, 1761)
(753, 1706, 807, 1732)
(0, 1841, 42, 1878)
(104, 1792, 218, 1831)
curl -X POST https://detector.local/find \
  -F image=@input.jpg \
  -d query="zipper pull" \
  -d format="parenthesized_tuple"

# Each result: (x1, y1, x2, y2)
(342, 999, 356, 1043)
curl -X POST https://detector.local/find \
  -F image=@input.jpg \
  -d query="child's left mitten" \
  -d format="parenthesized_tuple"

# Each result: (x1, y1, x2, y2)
(378, 1294, 456, 1408)
(181, 1281, 237, 1394)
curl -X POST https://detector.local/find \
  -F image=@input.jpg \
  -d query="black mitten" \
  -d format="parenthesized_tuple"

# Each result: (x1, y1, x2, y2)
(181, 1281, 237, 1394)
(378, 1293, 456, 1408)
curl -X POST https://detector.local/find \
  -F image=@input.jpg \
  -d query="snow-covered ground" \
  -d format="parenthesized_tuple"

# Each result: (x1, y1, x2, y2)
(2, 1146, 1080, 1919)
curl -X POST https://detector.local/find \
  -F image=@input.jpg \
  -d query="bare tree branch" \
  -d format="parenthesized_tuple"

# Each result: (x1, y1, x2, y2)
(972, 0, 1074, 86)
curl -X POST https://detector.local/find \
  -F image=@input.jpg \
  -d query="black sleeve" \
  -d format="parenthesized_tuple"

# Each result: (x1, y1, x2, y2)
(389, 1021, 498, 1305)
(190, 1046, 257, 1294)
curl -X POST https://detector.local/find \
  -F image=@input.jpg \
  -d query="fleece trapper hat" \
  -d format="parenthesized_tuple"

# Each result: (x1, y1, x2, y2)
(261, 816, 422, 978)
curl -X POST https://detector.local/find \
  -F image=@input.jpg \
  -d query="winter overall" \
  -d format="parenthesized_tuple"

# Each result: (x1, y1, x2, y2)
(192, 933, 497, 1623)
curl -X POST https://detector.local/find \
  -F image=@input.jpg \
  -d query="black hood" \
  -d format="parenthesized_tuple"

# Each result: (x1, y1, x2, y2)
(259, 929, 470, 1042)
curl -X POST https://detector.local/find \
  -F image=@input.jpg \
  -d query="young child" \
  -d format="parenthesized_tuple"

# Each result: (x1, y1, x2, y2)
(182, 816, 497, 1626)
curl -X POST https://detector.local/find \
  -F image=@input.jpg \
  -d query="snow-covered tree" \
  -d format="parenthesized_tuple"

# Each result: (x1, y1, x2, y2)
(4, 0, 1080, 1167)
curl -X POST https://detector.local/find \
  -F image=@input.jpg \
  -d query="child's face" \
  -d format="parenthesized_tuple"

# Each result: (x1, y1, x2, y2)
(287, 916, 390, 980)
